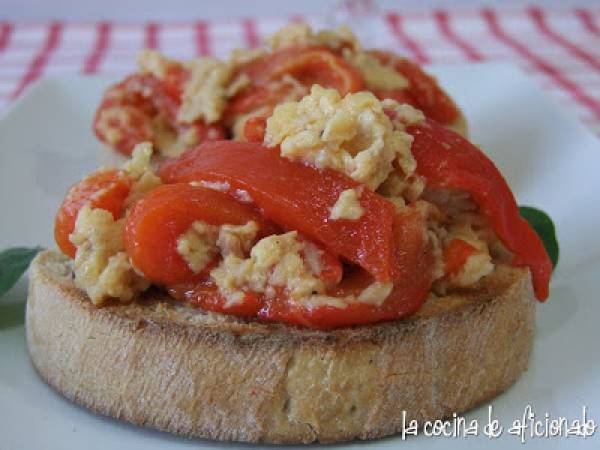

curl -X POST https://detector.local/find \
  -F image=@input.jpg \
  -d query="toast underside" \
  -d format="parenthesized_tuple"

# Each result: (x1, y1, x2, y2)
(26, 250, 535, 444)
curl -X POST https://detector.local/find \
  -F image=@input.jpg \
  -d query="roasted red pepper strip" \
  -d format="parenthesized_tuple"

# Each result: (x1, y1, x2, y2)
(243, 116, 268, 142)
(168, 283, 263, 317)
(169, 207, 431, 330)
(167, 237, 345, 324)
(159, 141, 397, 282)
(94, 72, 225, 156)
(240, 46, 364, 94)
(124, 183, 274, 286)
(443, 239, 478, 278)
(259, 204, 432, 329)
(55, 169, 131, 258)
(226, 83, 302, 120)
(225, 46, 364, 124)
(370, 50, 461, 125)
(407, 119, 552, 300)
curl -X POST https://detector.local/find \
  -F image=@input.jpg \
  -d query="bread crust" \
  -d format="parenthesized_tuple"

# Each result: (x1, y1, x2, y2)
(26, 250, 535, 444)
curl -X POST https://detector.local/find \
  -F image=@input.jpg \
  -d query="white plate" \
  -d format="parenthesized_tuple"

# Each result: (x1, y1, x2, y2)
(1, 63, 599, 449)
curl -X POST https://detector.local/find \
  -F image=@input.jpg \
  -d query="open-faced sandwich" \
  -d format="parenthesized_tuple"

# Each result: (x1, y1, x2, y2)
(26, 24, 553, 444)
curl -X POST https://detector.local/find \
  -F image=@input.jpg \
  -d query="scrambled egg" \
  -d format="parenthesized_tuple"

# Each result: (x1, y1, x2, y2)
(226, 73, 251, 97)
(266, 23, 359, 52)
(329, 188, 364, 220)
(177, 220, 260, 275)
(152, 117, 202, 158)
(137, 50, 248, 126)
(217, 221, 260, 257)
(178, 57, 233, 124)
(137, 49, 178, 79)
(444, 221, 494, 288)
(302, 281, 394, 309)
(68, 144, 164, 305)
(231, 75, 308, 141)
(421, 199, 496, 295)
(190, 180, 230, 192)
(70, 206, 149, 305)
(356, 282, 394, 306)
(420, 189, 495, 289)
(381, 99, 426, 128)
(123, 142, 162, 208)
(177, 221, 220, 273)
(229, 47, 265, 66)
(266, 24, 409, 94)
(265, 86, 417, 191)
(343, 50, 409, 91)
(95, 106, 153, 149)
(211, 231, 327, 307)
(377, 173, 426, 210)
(210, 230, 396, 309)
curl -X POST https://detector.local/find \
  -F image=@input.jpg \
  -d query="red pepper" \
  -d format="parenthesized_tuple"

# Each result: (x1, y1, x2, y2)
(407, 119, 552, 300)
(369, 50, 461, 125)
(273, 204, 432, 329)
(243, 116, 268, 142)
(54, 170, 131, 258)
(159, 141, 398, 282)
(168, 283, 263, 317)
(443, 239, 478, 278)
(168, 204, 431, 330)
(124, 183, 274, 285)
(239, 45, 364, 94)
(94, 72, 225, 156)
(225, 46, 364, 126)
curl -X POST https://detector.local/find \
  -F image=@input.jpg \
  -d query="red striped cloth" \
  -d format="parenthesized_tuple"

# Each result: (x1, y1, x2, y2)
(1, 6, 599, 135)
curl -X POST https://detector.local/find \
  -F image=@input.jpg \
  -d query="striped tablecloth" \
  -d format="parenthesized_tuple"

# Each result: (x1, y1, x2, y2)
(1, 6, 599, 135)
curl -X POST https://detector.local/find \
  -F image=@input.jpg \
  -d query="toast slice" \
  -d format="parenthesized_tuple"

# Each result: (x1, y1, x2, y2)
(26, 249, 534, 444)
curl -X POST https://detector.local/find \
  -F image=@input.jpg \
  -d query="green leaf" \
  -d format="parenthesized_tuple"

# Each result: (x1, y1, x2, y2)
(519, 206, 559, 269)
(0, 247, 44, 298)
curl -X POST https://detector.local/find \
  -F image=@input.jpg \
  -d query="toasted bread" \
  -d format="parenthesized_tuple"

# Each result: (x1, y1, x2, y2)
(26, 249, 534, 444)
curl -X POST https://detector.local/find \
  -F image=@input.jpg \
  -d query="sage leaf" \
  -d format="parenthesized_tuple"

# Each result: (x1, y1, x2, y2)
(0, 247, 43, 298)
